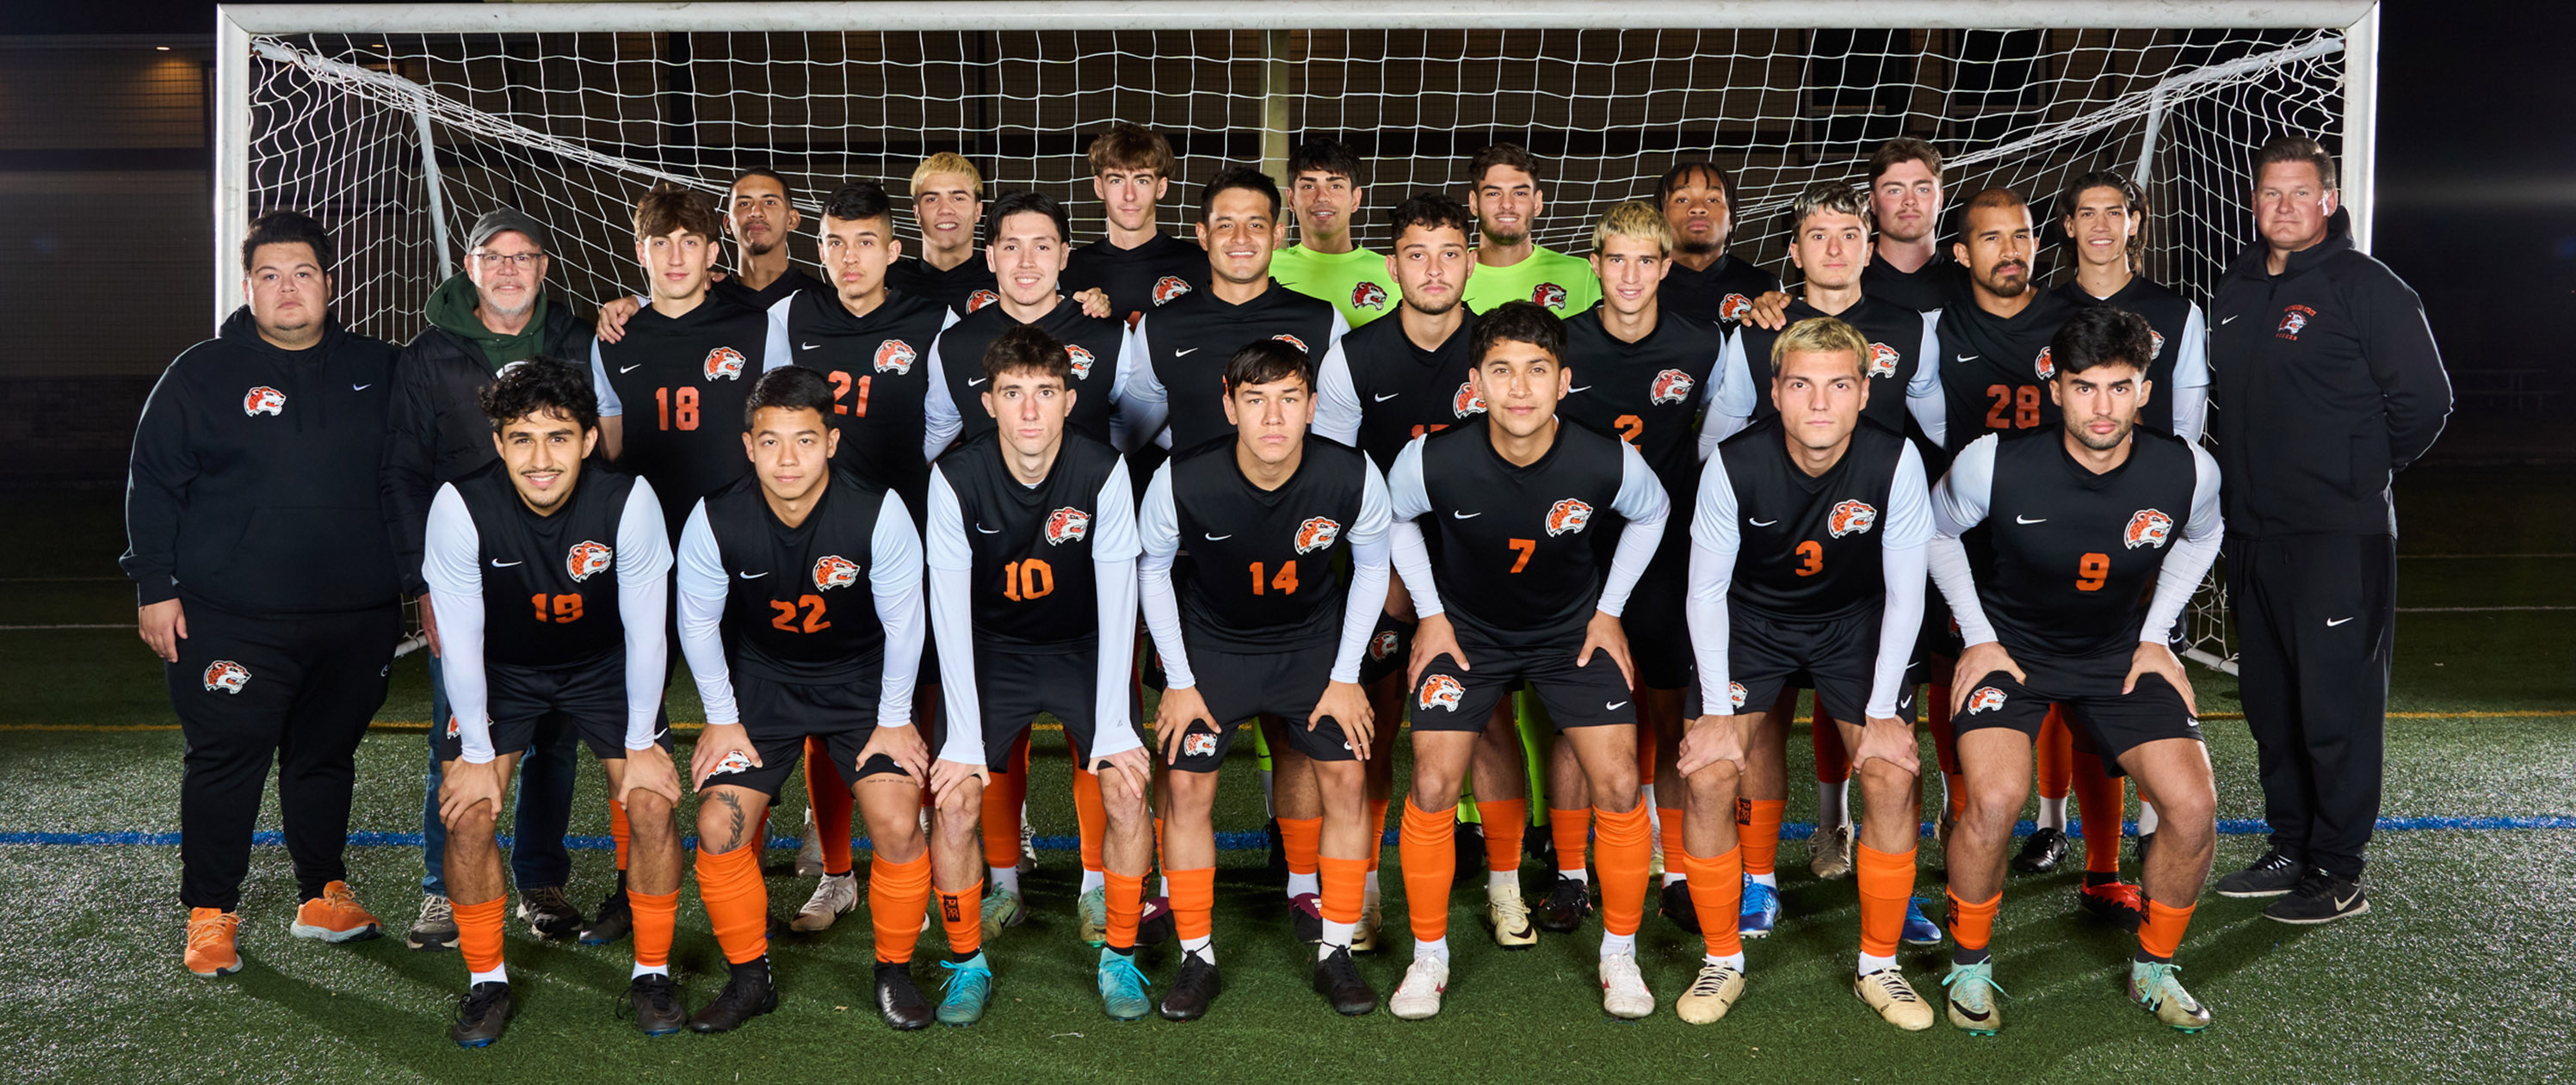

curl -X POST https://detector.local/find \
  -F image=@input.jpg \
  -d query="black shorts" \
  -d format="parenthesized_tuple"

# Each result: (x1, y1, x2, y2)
(699, 672, 906, 798)
(975, 644, 1142, 773)
(1952, 649, 2202, 773)
(1357, 610, 1413, 687)
(1408, 627, 1634, 734)
(437, 657, 675, 763)
(1620, 535, 1694, 693)
(1165, 640, 1354, 773)
(1683, 605, 1912, 724)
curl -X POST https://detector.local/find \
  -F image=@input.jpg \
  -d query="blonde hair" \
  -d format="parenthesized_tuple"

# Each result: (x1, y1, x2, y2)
(909, 152, 985, 198)
(1770, 316, 1871, 378)
(1591, 200, 1673, 256)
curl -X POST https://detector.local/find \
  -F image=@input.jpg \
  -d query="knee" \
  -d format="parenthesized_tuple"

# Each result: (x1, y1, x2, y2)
(1965, 785, 2023, 832)
(1410, 767, 1462, 811)
(624, 791, 673, 823)
(1856, 758, 1915, 798)
(1687, 759, 1741, 806)
(445, 805, 498, 837)
(1167, 772, 1218, 814)
(939, 781, 984, 823)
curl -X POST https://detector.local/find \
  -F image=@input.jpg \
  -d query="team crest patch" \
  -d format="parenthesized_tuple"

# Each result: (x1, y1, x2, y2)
(1045, 507, 1090, 546)
(2123, 509, 2174, 550)
(1152, 275, 1194, 305)
(1545, 498, 1593, 537)
(1294, 516, 1342, 554)
(1271, 333, 1308, 354)
(1868, 342, 1900, 379)
(813, 554, 860, 590)
(1418, 674, 1466, 712)
(966, 289, 1001, 313)
(242, 386, 285, 416)
(874, 339, 916, 374)
(1183, 731, 1219, 758)
(711, 750, 754, 776)
(1719, 293, 1753, 322)
(1829, 499, 1878, 538)
(1351, 281, 1390, 311)
(2149, 329, 2166, 359)
(704, 346, 747, 380)
(202, 660, 250, 694)
(1967, 687, 2007, 714)
(2276, 305, 2314, 339)
(1531, 283, 1569, 310)
(1368, 629, 1399, 662)
(2035, 347, 2054, 381)
(1452, 381, 1487, 418)
(1649, 369, 1695, 405)
(1066, 343, 1096, 379)
(566, 540, 614, 581)
(1728, 681, 1747, 711)
(445, 715, 461, 738)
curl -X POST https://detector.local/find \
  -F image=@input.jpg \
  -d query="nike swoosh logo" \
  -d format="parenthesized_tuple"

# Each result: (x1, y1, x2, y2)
(801, 342, 822, 350)
(489, 558, 521, 568)
(350, 383, 373, 391)
(1374, 392, 1400, 402)
(967, 378, 987, 386)
(1566, 385, 1592, 393)
(1605, 700, 1628, 711)
(2326, 616, 2354, 627)
(2334, 888, 2363, 909)
(974, 523, 1001, 534)
(1176, 347, 1198, 356)
(1748, 518, 1777, 527)
(738, 570, 769, 579)
(1955, 354, 1980, 363)
(2221, 314, 2240, 325)
(1204, 533, 1232, 541)
(1452, 511, 1482, 519)
(619, 363, 645, 373)
(2015, 515, 2048, 524)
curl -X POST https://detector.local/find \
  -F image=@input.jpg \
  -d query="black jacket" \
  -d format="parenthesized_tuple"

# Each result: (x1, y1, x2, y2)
(381, 298, 592, 595)
(2209, 209, 2450, 538)
(122, 307, 403, 613)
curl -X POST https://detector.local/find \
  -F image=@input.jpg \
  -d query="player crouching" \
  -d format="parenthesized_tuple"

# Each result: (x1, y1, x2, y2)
(1927, 305, 2224, 1033)
(423, 359, 683, 1045)
(676, 367, 967, 1032)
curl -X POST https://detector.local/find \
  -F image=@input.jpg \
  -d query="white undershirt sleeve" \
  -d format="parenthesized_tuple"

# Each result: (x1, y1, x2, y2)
(614, 481, 674, 749)
(1699, 330, 1756, 458)
(2169, 302, 2211, 444)
(1087, 462, 1143, 758)
(1313, 344, 1364, 448)
(1869, 444, 1933, 718)
(1135, 462, 1193, 689)
(924, 469, 986, 766)
(1331, 464, 1395, 683)
(870, 490, 925, 726)
(1109, 324, 1143, 452)
(2140, 444, 2225, 645)
(590, 338, 623, 417)
(1927, 435, 1998, 647)
(1906, 311, 1947, 446)
(674, 502, 737, 725)
(1597, 442, 1671, 617)
(762, 298, 794, 374)
(423, 484, 497, 762)
(1685, 453, 1741, 716)
(1118, 316, 1173, 451)
(1384, 436, 1442, 620)
(923, 332, 965, 463)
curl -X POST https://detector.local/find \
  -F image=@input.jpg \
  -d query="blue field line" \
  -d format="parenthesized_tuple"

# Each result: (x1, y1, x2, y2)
(3, 816, 2571, 850)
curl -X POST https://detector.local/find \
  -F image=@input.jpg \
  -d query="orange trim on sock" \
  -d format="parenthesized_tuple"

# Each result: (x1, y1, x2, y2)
(695, 844, 770, 965)
(1548, 807, 1591, 872)
(1399, 798, 1456, 942)
(1656, 807, 1685, 860)
(1856, 844, 1916, 959)
(1072, 761, 1106, 876)
(608, 798, 632, 872)
(454, 895, 507, 975)
(1319, 855, 1367, 925)
(1279, 817, 1323, 878)
(1168, 866, 1215, 943)
(869, 853, 932, 964)
(1738, 799, 1785, 877)
(1593, 805, 1652, 938)
(938, 878, 985, 959)
(628, 888, 678, 970)
(2139, 897, 2195, 960)
(1366, 799, 1392, 873)
(1103, 870, 1144, 952)
(2073, 750, 2126, 874)
(1947, 889, 1999, 952)
(981, 760, 1024, 870)
(1681, 846, 1743, 957)
(1478, 798, 1528, 875)
(1812, 701, 1852, 783)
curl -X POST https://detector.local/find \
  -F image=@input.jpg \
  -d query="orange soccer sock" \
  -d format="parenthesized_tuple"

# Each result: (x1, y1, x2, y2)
(2073, 751, 2127, 875)
(2036, 709, 2075, 801)
(938, 878, 985, 959)
(1478, 798, 1528, 878)
(1739, 798, 1786, 878)
(1635, 728, 1658, 786)
(1169, 866, 1216, 945)
(1656, 807, 1685, 863)
(980, 764, 1023, 872)
(1103, 870, 1145, 952)
(628, 887, 678, 971)
(1073, 766, 1107, 874)
(1319, 855, 1368, 926)
(1592, 805, 1652, 938)
(695, 844, 771, 965)
(1279, 817, 1323, 879)
(1856, 844, 1917, 959)
(1812, 700, 1854, 784)
(1948, 889, 1999, 955)
(1366, 799, 1393, 872)
(608, 798, 632, 871)
(1548, 807, 1593, 875)
(869, 853, 932, 964)
(805, 742, 856, 876)
(1399, 798, 1457, 942)
(2138, 897, 2196, 962)
(454, 895, 508, 976)
(1680, 846, 1744, 958)
(1927, 691, 1967, 822)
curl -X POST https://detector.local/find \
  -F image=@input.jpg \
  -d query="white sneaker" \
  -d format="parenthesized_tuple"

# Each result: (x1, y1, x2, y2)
(1351, 897, 1383, 953)
(1600, 952, 1655, 1019)
(1676, 959, 1747, 1024)
(1485, 883, 1538, 948)
(790, 871, 857, 932)
(796, 808, 826, 878)
(1809, 823, 1855, 880)
(1389, 956, 1450, 1020)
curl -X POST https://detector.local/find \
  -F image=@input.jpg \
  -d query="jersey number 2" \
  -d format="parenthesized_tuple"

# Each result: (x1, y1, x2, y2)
(826, 371, 872, 417)
(1985, 385, 2040, 429)
(769, 595, 830, 632)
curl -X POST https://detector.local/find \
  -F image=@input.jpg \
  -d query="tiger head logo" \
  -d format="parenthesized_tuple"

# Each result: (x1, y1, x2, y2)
(1418, 674, 1466, 712)
(243, 386, 285, 416)
(710, 750, 754, 776)
(1728, 681, 1747, 711)
(2124, 509, 2175, 550)
(1531, 283, 1569, 310)
(813, 554, 860, 590)
(1368, 629, 1399, 662)
(1294, 516, 1342, 554)
(1649, 368, 1695, 406)
(2034, 347, 2054, 381)
(1271, 333, 1308, 354)
(704, 346, 747, 381)
(445, 715, 460, 738)
(1351, 281, 1390, 311)
(1452, 381, 1487, 419)
(1066, 344, 1096, 379)
(1868, 342, 1900, 379)
(1182, 730, 1219, 758)
(2149, 329, 2166, 359)
(1152, 275, 1194, 305)
(1045, 507, 1090, 546)
(1719, 293, 1753, 322)
(2277, 305, 2313, 338)
(1967, 687, 2007, 714)
(874, 339, 916, 374)
(966, 289, 1001, 313)
(1829, 499, 1878, 538)
(566, 540, 613, 582)
(202, 660, 250, 694)
(1545, 498, 1593, 537)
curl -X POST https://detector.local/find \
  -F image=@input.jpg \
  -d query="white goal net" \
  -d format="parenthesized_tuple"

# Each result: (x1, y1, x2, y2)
(219, 3, 2383, 673)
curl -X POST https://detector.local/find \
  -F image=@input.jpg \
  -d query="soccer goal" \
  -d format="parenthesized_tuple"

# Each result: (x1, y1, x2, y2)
(213, 1, 2383, 672)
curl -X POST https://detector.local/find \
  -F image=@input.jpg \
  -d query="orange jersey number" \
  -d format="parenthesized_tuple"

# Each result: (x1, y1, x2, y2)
(654, 386, 700, 431)
(529, 593, 583, 624)
(1248, 560, 1300, 595)
(1795, 539, 1825, 577)
(2076, 552, 2110, 592)
(1985, 384, 2041, 430)
(826, 371, 872, 418)
(1002, 558, 1055, 601)
(769, 594, 831, 632)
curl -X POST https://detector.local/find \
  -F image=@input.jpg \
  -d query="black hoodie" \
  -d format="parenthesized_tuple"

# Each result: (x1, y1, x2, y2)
(2209, 209, 2450, 538)
(122, 306, 402, 613)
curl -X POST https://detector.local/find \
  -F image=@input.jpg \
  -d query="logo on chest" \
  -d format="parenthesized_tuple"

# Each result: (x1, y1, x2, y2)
(704, 346, 747, 381)
(813, 555, 861, 590)
(1351, 281, 1389, 311)
(1153, 275, 1194, 305)
(1828, 499, 1878, 538)
(1719, 293, 1753, 322)
(874, 339, 916, 374)
(1045, 507, 1091, 546)
(2149, 329, 2166, 359)
(566, 540, 614, 581)
(966, 289, 1001, 313)
(243, 386, 286, 416)
(1066, 343, 1096, 379)
(1545, 498, 1594, 537)
(1531, 283, 1568, 310)
(1453, 381, 1487, 418)
(1294, 516, 1343, 554)
(1649, 369, 1695, 405)
(1271, 332, 1308, 354)
(1868, 342, 1900, 379)
(2034, 346, 2054, 381)
(2122, 509, 2174, 550)
(2276, 305, 2315, 340)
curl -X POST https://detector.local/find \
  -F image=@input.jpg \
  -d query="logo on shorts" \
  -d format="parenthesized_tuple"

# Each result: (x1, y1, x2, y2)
(1045, 507, 1090, 546)
(1868, 342, 1900, 379)
(874, 339, 916, 374)
(2034, 346, 2054, 381)
(1545, 498, 1593, 537)
(566, 540, 613, 582)
(704, 346, 747, 381)
(1532, 283, 1569, 310)
(1650, 368, 1695, 405)
(1719, 293, 1754, 322)
(2123, 509, 2174, 550)
(812, 554, 860, 590)
(1183, 731, 1219, 758)
(1829, 499, 1879, 538)
(202, 660, 251, 694)
(1728, 681, 1747, 711)
(1294, 516, 1342, 554)
(1153, 275, 1194, 305)
(1967, 687, 2007, 714)
(1418, 674, 1466, 712)
(1452, 381, 1487, 418)
(1271, 333, 1308, 354)
(1065, 343, 1096, 379)
(242, 386, 286, 416)
(966, 289, 1001, 313)
(1368, 629, 1399, 662)
(711, 750, 754, 776)
(2276, 305, 2314, 339)
(1351, 281, 1390, 311)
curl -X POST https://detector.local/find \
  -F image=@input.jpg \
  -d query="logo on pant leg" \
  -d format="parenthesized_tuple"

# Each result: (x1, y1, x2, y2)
(202, 660, 251, 694)
(1183, 730, 1218, 758)
(1967, 687, 2007, 713)
(1729, 681, 1747, 711)
(1418, 674, 1465, 712)
(1368, 630, 1400, 662)
(711, 750, 754, 776)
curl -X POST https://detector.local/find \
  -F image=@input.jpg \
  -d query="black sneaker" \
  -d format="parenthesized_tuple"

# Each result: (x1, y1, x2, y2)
(578, 872, 633, 945)
(627, 973, 688, 1036)
(1311, 946, 1376, 1016)
(2010, 827, 2068, 874)
(1289, 893, 1324, 945)
(2263, 872, 2369, 925)
(1452, 821, 1488, 886)
(689, 960, 779, 1033)
(1264, 818, 1289, 883)
(1537, 875, 1593, 934)
(2213, 849, 2303, 898)
(1659, 879, 1702, 934)
(1159, 950, 1222, 1021)
(518, 885, 584, 940)
(449, 981, 513, 1048)
(872, 961, 933, 1031)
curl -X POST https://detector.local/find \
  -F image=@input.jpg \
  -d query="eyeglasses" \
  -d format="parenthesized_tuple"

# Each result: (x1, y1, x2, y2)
(470, 250, 546, 268)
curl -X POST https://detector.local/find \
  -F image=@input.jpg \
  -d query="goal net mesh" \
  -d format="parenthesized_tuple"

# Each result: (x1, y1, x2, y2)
(238, 22, 2355, 671)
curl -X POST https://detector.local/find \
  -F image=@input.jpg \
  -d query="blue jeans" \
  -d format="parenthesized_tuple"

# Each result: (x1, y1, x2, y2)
(420, 650, 579, 897)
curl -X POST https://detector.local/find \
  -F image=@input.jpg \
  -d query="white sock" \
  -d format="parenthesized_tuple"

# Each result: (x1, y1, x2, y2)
(628, 962, 666, 979)
(2138, 800, 2161, 835)
(1364, 870, 1381, 904)
(1287, 871, 1319, 898)
(1415, 938, 1450, 964)
(1080, 867, 1106, 895)
(1320, 921, 1355, 955)
(1706, 951, 1746, 971)
(1487, 869, 1518, 892)
(1181, 935, 1214, 964)
(473, 964, 510, 985)
(1561, 866, 1590, 884)
(1858, 952, 1897, 977)
(1817, 780, 1850, 830)
(1938, 773, 1953, 810)
(1665, 867, 1690, 885)
(1600, 931, 1637, 958)
(1750, 872, 1778, 890)
(1158, 875, 1171, 897)
(2039, 796, 2068, 831)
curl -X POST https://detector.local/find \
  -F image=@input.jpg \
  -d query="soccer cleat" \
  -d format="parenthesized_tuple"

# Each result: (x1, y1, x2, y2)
(871, 962, 933, 1031)
(1096, 948, 1152, 1021)
(2212, 848, 2302, 898)
(980, 887, 1028, 940)
(1351, 897, 1383, 953)
(626, 973, 688, 1036)
(1941, 960, 2006, 1034)
(516, 885, 584, 940)
(2128, 960, 2212, 1032)
(796, 809, 825, 878)
(2079, 881, 2147, 932)
(1136, 896, 1176, 947)
(2264, 872, 2370, 925)
(1485, 882, 1539, 948)
(689, 963, 781, 1034)
(579, 878, 633, 945)
(1158, 949, 1223, 1021)
(1674, 959, 1745, 1024)
(1854, 968, 1936, 1031)
(2011, 827, 2068, 874)
(1809, 823, 1855, 880)
(1599, 952, 1655, 1020)
(1289, 892, 1324, 945)
(1738, 878, 1781, 939)
(449, 981, 513, 1047)
(936, 954, 994, 1026)
(185, 908, 244, 977)
(1659, 879, 1702, 934)
(407, 894, 458, 952)
(289, 881, 382, 943)
(1901, 898, 1945, 946)
(1018, 821, 1039, 876)
(1537, 875, 1593, 934)
(792, 871, 859, 934)
(1451, 821, 1487, 886)
(1388, 956, 1449, 1020)
(1078, 885, 1111, 947)
(1312, 945, 1378, 1016)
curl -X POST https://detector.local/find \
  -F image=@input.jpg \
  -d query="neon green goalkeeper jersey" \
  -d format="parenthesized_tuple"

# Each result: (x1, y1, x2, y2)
(1271, 244, 1402, 327)
(1461, 244, 1600, 317)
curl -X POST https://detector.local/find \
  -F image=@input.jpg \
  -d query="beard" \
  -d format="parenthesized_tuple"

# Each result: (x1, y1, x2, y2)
(1480, 223, 1528, 247)
(1677, 237, 1719, 257)
(1977, 265, 2030, 297)
(2072, 416, 2134, 451)
(1403, 291, 1461, 318)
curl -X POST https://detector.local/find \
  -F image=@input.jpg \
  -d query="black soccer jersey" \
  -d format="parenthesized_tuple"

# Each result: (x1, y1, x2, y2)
(714, 266, 826, 313)
(925, 297, 1130, 453)
(591, 296, 772, 533)
(1935, 288, 2079, 455)
(1730, 295, 1940, 436)
(1559, 309, 1725, 497)
(1660, 253, 1782, 331)
(691, 469, 893, 683)
(449, 461, 644, 669)
(2052, 277, 2202, 438)
(1314, 309, 1483, 471)
(1063, 232, 1208, 330)
(1944, 429, 2205, 657)
(887, 256, 1001, 318)
(766, 288, 954, 521)
(1862, 250, 1970, 313)
(930, 431, 1131, 651)
(1710, 418, 1911, 620)
(1159, 436, 1372, 650)
(1128, 280, 1345, 453)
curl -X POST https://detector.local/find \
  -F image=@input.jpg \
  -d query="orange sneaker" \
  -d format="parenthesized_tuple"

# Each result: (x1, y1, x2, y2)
(291, 881, 384, 943)
(186, 908, 244, 977)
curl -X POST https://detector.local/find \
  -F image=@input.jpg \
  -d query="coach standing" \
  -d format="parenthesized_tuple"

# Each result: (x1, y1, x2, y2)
(125, 211, 405, 976)
(2208, 138, 2449, 923)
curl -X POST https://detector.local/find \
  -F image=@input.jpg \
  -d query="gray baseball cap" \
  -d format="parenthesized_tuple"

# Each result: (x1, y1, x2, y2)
(466, 207, 552, 254)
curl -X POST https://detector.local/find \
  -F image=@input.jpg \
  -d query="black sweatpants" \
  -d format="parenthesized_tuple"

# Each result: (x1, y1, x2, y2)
(2224, 534, 2395, 880)
(172, 597, 401, 910)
